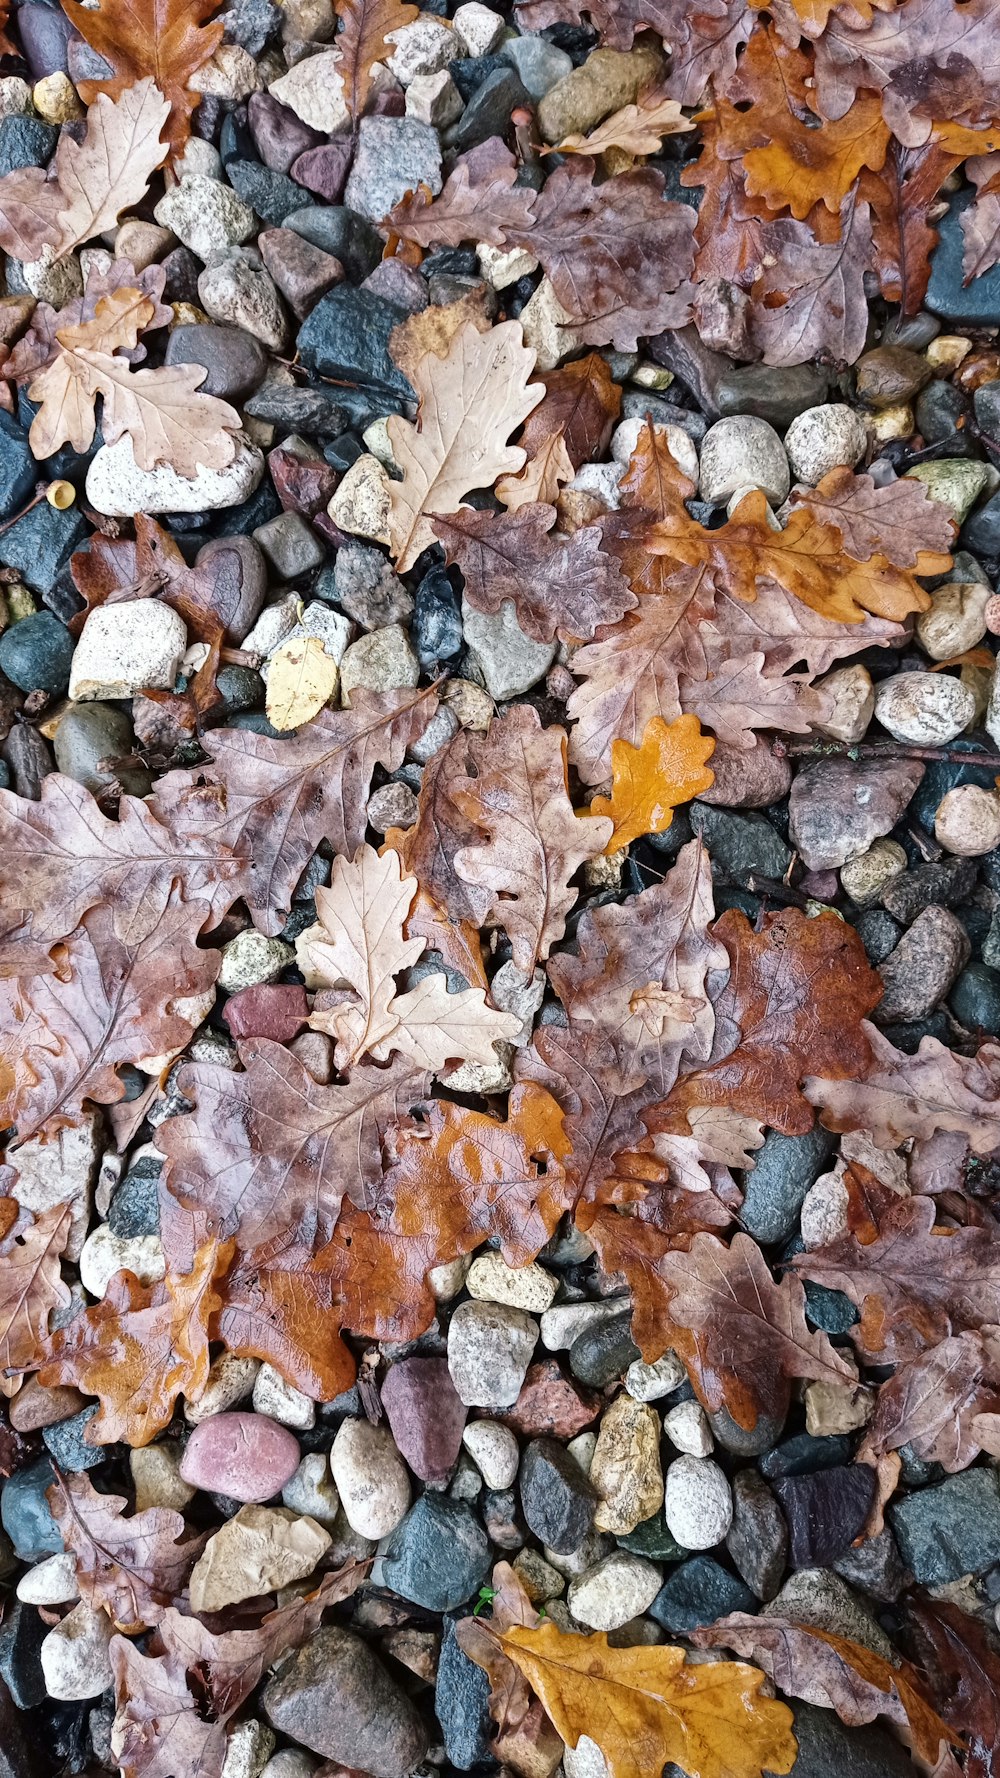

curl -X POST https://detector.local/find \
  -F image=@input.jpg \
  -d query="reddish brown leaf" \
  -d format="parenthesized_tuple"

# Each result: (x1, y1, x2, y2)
(789, 468, 955, 569)
(907, 1598, 1000, 1778)
(110, 1637, 227, 1778)
(0, 1202, 72, 1396)
(48, 1470, 206, 1631)
(804, 1025, 1000, 1158)
(862, 1331, 1000, 1472)
(61, 0, 225, 156)
(212, 1240, 357, 1402)
(434, 503, 635, 644)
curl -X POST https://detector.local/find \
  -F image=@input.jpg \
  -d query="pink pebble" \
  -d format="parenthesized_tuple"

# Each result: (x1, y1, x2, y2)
(224, 983, 309, 1041)
(179, 1411, 301, 1502)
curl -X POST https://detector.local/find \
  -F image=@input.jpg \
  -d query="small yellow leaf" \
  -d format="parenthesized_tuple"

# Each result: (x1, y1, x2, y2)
(591, 714, 715, 852)
(266, 636, 339, 733)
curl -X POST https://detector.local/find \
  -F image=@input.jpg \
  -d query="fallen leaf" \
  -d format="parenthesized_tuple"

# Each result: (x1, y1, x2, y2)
(789, 468, 956, 568)
(962, 153, 1000, 282)
(62, 0, 225, 155)
(0, 1202, 72, 1397)
(387, 138, 539, 247)
(517, 1023, 666, 1211)
(384, 320, 543, 570)
(804, 1024, 1000, 1157)
(862, 1330, 1000, 1472)
(39, 1236, 227, 1446)
(812, 0, 1000, 149)
(557, 89, 694, 156)
(50, 80, 171, 255)
(48, 1470, 205, 1632)
(591, 716, 715, 850)
(265, 635, 339, 733)
(695, 1616, 954, 1764)
(907, 1598, 1000, 1778)
(110, 1637, 227, 1778)
(434, 502, 635, 643)
(211, 1240, 356, 1403)
(862, 139, 962, 312)
(501, 353, 621, 486)
(748, 192, 873, 367)
(477, 1619, 797, 1778)
(338, 0, 418, 122)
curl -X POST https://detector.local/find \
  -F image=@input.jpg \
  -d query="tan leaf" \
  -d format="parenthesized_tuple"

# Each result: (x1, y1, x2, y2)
(385, 320, 543, 570)
(266, 635, 339, 733)
(0, 167, 66, 261)
(388, 288, 493, 387)
(48, 1470, 205, 1632)
(51, 81, 170, 256)
(496, 430, 575, 511)
(0, 1201, 72, 1397)
(557, 89, 694, 157)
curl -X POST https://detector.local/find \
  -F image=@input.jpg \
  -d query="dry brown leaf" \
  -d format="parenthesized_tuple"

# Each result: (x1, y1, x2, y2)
(557, 89, 694, 156)
(62, 0, 225, 156)
(388, 287, 493, 387)
(51, 80, 171, 255)
(110, 1637, 227, 1778)
(434, 502, 635, 643)
(48, 1470, 205, 1632)
(212, 1241, 356, 1403)
(804, 1023, 1000, 1157)
(789, 468, 955, 568)
(450, 706, 613, 971)
(338, 0, 418, 121)
(862, 1330, 1000, 1472)
(297, 843, 519, 1070)
(0, 1201, 72, 1397)
(265, 636, 339, 733)
(387, 138, 538, 248)
(384, 320, 543, 570)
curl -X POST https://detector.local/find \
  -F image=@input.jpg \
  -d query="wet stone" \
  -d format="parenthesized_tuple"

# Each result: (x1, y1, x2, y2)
(773, 1465, 878, 1568)
(569, 1312, 641, 1388)
(520, 1436, 597, 1554)
(726, 1469, 788, 1600)
(649, 1556, 755, 1634)
(380, 1492, 491, 1612)
(262, 1625, 428, 1778)
(435, 1617, 492, 1771)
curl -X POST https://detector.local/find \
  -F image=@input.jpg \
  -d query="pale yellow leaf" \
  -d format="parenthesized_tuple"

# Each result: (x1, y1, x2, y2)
(557, 91, 694, 158)
(28, 286, 157, 458)
(385, 320, 543, 570)
(52, 79, 170, 256)
(373, 973, 520, 1071)
(266, 635, 340, 733)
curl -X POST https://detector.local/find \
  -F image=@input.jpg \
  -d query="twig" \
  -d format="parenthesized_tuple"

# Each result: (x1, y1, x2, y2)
(775, 737, 1000, 768)
(744, 875, 815, 909)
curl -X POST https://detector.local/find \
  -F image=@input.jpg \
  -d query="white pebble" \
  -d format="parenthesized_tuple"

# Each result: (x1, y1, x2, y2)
(814, 663, 875, 745)
(69, 601, 188, 701)
(783, 404, 867, 485)
(699, 416, 789, 506)
(221, 1719, 276, 1778)
(874, 671, 976, 745)
(663, 1400, 713, 1457)
(17, 1551, 79, 1605)
(626, 1352, 685, 1401)
(447, 1298, 538, 1408)
(252, 1363, 316, 1430)
(465, 1255, 558, 1312)
(184, 1354, 259, 1424)
(935, 784, 1000, 856)
(462, 1420, 520, 1490)
(86, 435, 263, 519)
(218, 930, 292, 991)
(268, 51, 350, 132)
(330, 1418, 410, 1539)
(916, 581, 991, 661)
(40, 1601, 113, 1700)
(567, 1550, 662, 1631)
(611, 417, 698, 483)
(79, 1225, 165, 1299)
(664, 1454, 732, 1550)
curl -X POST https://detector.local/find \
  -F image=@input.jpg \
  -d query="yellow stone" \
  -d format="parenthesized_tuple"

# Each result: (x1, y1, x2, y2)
(32, 73, 84, 123)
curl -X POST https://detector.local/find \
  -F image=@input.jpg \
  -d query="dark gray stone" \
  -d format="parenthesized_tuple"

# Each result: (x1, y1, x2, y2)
(109, 1163, 161, 1238)
(330, 543, 412, 629)
(834, 1524, 907, 1603)
(216, 663, 264, 713)
(227, 158, 305, 226)
(520, 1437, 597, 1554)
(0, 411, 40, 521)
(245, 382, 348, 435)
(927, 187, 1000, 325)
(690, 802, 791, 880)
(855, 908, 903, 967)
(951, 963, 1000, 1035)
(617, 1508, 686, 1562)
(0, 1456, 63, 1561)
(890, 1467, 1000, 1583)
(0, 1603, 47, 1711)
(650, 1557, 755, 1634)
(715, 363, 830, 429)
(53, 701, 151, 797)
(785, 1701, 916, 1778)
(709, 1403, 787, 1456)
(0, 115, 57, 177)
(164, 323, 267, 403)
(43, 1406, 105, 1472)
(0, 611, 74, 694)
(881, 857, 977, 924)
(914, 378, 972, 445)
(876, 905, 971, 1024)
(297, 286, 413, 403)
(195, 534, 268, 643)
(804, 1280, 858, 1334)
(1, 723, 53, 800)
(435, 1618, 492, 1771)
(451, 67, 531, 150)
(286, 207, 384, 284)
(963, 490, 1000, 556)
(761, 1432, 852, 1478)
(253, 511, 326, 580)
(414, 563, 463, 668)
(726, 1470, 788, 1600)
(261, 1625, 428, 1778)
(773, 1466, 878, 1568)
(381, 1492, 491, 1611)
(569, 1312, 641, 1388)
(739, 1125, 834, 1247)
(0, 499, 87, 593)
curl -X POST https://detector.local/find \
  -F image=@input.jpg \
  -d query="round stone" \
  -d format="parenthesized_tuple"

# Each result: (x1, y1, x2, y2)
(0, 610, 74, 693)
(783, 404, 868, 485)
(916, 581, 991, 661)
(447, 1299, 538, 1408)
(330, 1417, 410, 1539)
(935, 783, 1000, 856)
(664, 1454, 733, 1550)
(567, 1549, 662, 1631)
(40, 1602, 113, 1700)
(698, 416, 790, 506)
(179, 1411, 302, 1502)
(874, 671, 976, 745)
(462, 1420, 520, 1490)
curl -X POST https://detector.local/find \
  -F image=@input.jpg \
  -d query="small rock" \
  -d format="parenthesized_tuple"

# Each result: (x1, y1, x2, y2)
(462, 596, 557, 699)
(501, 34, 573, 99)
(16, 1550, 79, 1606)
(698, 416, 790, 506)
(252, 1365, 315, 1430)
(715, 363, 830, 428)
(179, 1411, 301, 1502)
(198, 252, 289, 352)
(935, 783, 1000, 855)
(726, 1469, 788, 1600)
(890, 1464, 1000, 1583)
(881, 854, 976, 922)
(164, 323, 267, 402)
(536, 43, 662, 143)
(281, 1452, 340, 1526)
(876, 903, 971, 1023)
(11, 1111, 99, 1261)
(130, 1443, 195, 1513)
(387, 16, 462, 84)
(649, 1556, 755, 1634)
(788, 757, 925, 870)
(268, 50, 350, 133)
(800, 1168, 850, 1248)
(663, 1399, 713, 1457)
(189, 1505, 331, 1611)
(381, 1356, 467, 1486)
(917, 580, 991, 661)
(331, 542, 411, 630)
(741, 1126, 834, 1246)
(689, 803, 790, 879)
(567, 1549, 662, 1632)
(570, 1312, 641, 1389)
(339, 623, 419, 702)
(1, 1457, 63, 1561)
(380, 1491, 491, 1611)
(448, 1298, 538, 1408)
(951, 961, 1000, 1034)
(496, 1358, 601, 1439)
(86, 435, 264, 517)
(79, 1224, 164, 1298)
(813, 662, 875, 745)
(664, 1454, 733, 1550)
(626, 1352, 686, 1401)
(328, 454, 392, 546)
(520, 1436, 597, 1554)
(224, 984, 309, 1042)
(154, 174, 255, 259)
(218, 929, 292, 991)
(453, 2, 504, 54)
(330, 1418, 410, 1538)
(874, 670, 975, 745)
(54, 701, 150, 797)
(590, 1395, 663, 1535)
(784, 405, 867, 485)
(611, 416, 698, 482)
(840, 839, 908, 906)
(40, 1601, 112, 1701)
(517, 274, 586, 371)
(343, 115, 442, 222)
(406, 67, 463, 127)
(905, 458, 992, 525)
(855, 344, 932, 406)
(462, 1420, 519, 1490)
(0, 610, 74, 694)
(436, 1616, 493, 1771)
(258, 227, 343, 318)
(262, 1625, 428, 1778)
(466, 1255, 558, 1312)
(773, 1466, 877, 1568)
(699, 739, 792, 808)
(68, 602, 187, 702)
(804, 1381, 873, 1437)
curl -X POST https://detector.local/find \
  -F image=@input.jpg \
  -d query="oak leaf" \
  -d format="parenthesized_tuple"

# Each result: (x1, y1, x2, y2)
(61, 0, 225, 155)
(591, 716, 715, 851)
(517, 1024, 666, 1211)
(791, 1193, 1000, 1363)
(906, 1598, 1000, 1778)
(656, 907, 881, 1139)
(456, 1563, 559, 1769)
(38, 1236, 226, 1446)
(694, 1616, 954, 1764)
(0, 894, 221, 1144)
(212, 1241, 356, 1403)
(812, 0, 1000, 149)
(0, 911, 56, 980)
(384, 320, 543, 570)
(338, 0, 418, 122)
(434, 502, 635, 643)
(481, 1620, 797, 1778)
(325, 1084, 572, 1342)
(861, 1331, 1000, 1473)
(387, 138, 538, 248)
(297, 843, 520, 1070)
(265, 635, 339, 733)
(804, 1024, 1000, 1157)
(0, 773, 246, 946)
(962, 153, 1000, 282)
(496, 352, 620, 509)
(0, 1202, 72, 1397)
(513, 0, 753, 102)
(449, 706, 613, 971)
(152, 685, 439, 935)
(862, 140, 962, 313)
(157, 1038, 430, 1250)
(110, 1637, 227, 1778)
(48, 1470, 205, 1632)
(747, 192, 873, 367)
(390, 725, 491, 930)
(789, 468, 955, 569)
(557, 89, 693, 156)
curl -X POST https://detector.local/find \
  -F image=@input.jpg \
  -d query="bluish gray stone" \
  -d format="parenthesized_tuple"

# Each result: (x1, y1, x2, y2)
(0, 1457, 63, 1561)
(297, 286, 413, 402)
(0, 499, 87, 594)
(381, 1493, 491, 1612)
(650, 1557, 755, 1633)
(927, 187, 1000, 325)
(785, 1701, 916, 1778)
(0, 411, 39, 520)
(739, 1125, 834, 1246)
(0, 611, 74, 694)
(42, 1406, 105, 1472)
(435, 1619, 492, 1771)
(286, 206, 383, 283)
(689, 803, 791, 880)
(227, 159, 305, 226)
(890, 1467, 1000, 1583)
(0, 115, 56, 177)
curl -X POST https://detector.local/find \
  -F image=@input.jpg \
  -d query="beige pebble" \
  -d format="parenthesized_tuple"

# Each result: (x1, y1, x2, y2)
(935, 783, 1000, 856)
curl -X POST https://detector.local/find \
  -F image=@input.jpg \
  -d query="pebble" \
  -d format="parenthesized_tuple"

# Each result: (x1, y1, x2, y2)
(715, 363, 830, 428)
(788, 757, 925, 871)
(68, 602, 188, 703)
(0, 610, 74, 694)
(726, 1469, 788, 1600)
(54, 702, 150, 797)
(1, 1458, 63, 1561)
(339, 623, 419, 701)
(188, 1505, 330, 1612)
(460, 1420, 517, 1492)
(330, 1418, 410, 1537)
(536, 43, 662, 143)
(590, 1395, 663, 1534)
(840, 838, 908, 906)
(498, 1360, 601, 1440)
(465, 1255, 558, 1312)
(130, 1443, 196, 1513)
(218, 930, 292, 991)
(935, 783, 1000, 855)
(567, 1549, 662, 1632)
(813, 663, 875, 745)
(874, 671, 975, 745)
(800, 1168, 850, 1248)
(541, 1299, 628, 1352)
(765, 1568, 891, 1657)
(905, 458, 992, 525)
(39, 1602, 113, 1702)
(12, 1112, 100, 1261)
(501, 33, 572, 98)
(875, 904, 971, 1023)
(16, 1551, 79, 1606)
(154, 174, 255, 259)
(881, 854, 976, 922)
(689, 803, 790, 879)
(951, 962, 1000, 1034)
(164, 323, 267, 403)
(519, 1436, 597, 1554)
(86, 435, 264, 517)
(448, 1299, 538, 1408)
(251, 1365, 315, 1430)
(571, 1312, 641, 1389)
(268, 51, 350, 133)
(663, 1400, 713, 1457)
(461, 596, 557, 699)
(664, 1455, 733, 1550)
(891, 1466, 1000, 1584)
(783, 405, 867, 485)
(179, 1412, 302, 1502)
(79, 1225, 165, 1298)
(184, 1354, 259, 1425)
(650, 1555, 755, 1633)
(281, 1452, 340, 1526)
(198, 252, 290, 352)
(804, 1381, 873, 1437)
(773, 1466, 877, 1567)
(380, 1492, 491, 1611)
(344, 115, 442, 222)
(225, 984, 309, 1043)
(917, 580, 991, 660)
(625, 1352, 686, 1400)
(436, 1616, 493, 1772)
(381, 1356, 467, 1486)
(698, 416, 790, 506)
(262, 1625, 428, 1778)
(741, 1126, 834, 1246)
(328, 454, 392, 546)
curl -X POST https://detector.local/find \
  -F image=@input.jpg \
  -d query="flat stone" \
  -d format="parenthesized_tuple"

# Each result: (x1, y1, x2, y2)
(435, 1617, 492, 1771)
(501, 34, 573, 98)
(53, 701, 150, 797)
(164, 322, 267, 402)
(189, 1504, 330, 1611)
(248, 88, 321, 172)
(520, 1436, 597, 1554)
(689, 803, 790, 879)
(462, 596, 557, 699)
(650, 1555, 755, 1633)
(875, 904, 971, 1023)
(339, 623, 418, 701)
(86, 435, 264, 517)
(890, 1465, 1000, 1583)
(726, 1469, 788, 1600)
(786, 1701, 916, 1778)
(297, 285, 412, 401)
(789, 757, 925, 870)
(537, 43, 662, 143)
(773, 1466, 877, 1567)
(179, 1412, 301, 1502)
(927, 187, 1000, 324)
(715, 363, 830, 428)
(1, 1457, 63, 1562)
(381, 1356, 467, 1486)
(765, 1568, 894, 1657)
(224, 984, 309, 1041)
(905, 458, 992, 525)
(380, 1492, 491, 1611)
(262, 1625, 428, 1778)
(344, 114, 442, 222)
(466, 1255, 558, 1312)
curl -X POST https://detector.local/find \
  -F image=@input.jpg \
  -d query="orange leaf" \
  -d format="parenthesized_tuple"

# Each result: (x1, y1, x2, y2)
(60, 0, 224, 155)
(591, 715, 715, 850)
